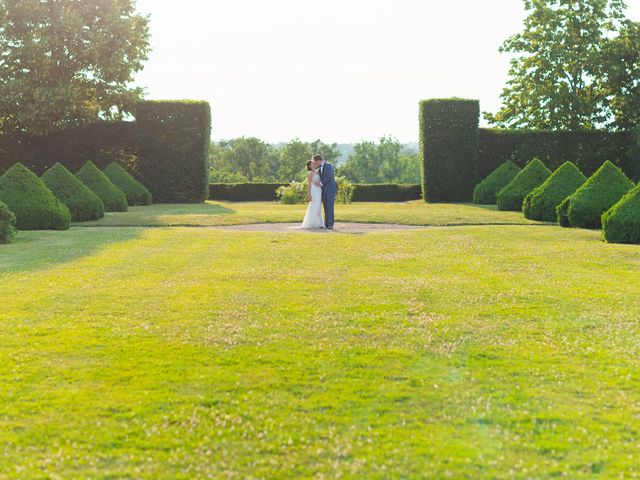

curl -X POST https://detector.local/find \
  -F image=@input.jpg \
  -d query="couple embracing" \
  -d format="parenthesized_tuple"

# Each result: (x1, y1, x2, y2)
(301, 154, 336, 230)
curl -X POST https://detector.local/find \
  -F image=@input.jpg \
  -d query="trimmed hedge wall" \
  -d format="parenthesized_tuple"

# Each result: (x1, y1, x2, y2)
(473, 161, 521, 204)
(137, 101, 211, 203)
(0, 163, 71, 230)
(42, 163, 105, 221)
(602, 184, 640, 244)
(209, 183, 423, 202)
(0, 200, 16, 244)
(420, 99, 479, 202)
(522, 162, 586, 222)
(478, 128, 640, 182)
(496, 158, 552, 211)
(0, 122, 136, 176)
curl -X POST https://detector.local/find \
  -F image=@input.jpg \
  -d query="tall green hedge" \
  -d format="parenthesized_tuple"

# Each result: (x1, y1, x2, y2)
(136, 101, 211, 203)
(76, 161, 128, 212)
(496, 158, 552, 211)
(478, 128, 639, 182)
(602, 184, 640, 244)
(563, 160, 634, 229)
(351, 184, 422, 202)
(0, 163, 71, 230)
(522, 162, 586, 222)
(104, 162, 152, 206)
(0, 200, 16, 243)
(473, 161, 521, 204)
(42, 163, 105, 221)
(420, 99, 479, 202)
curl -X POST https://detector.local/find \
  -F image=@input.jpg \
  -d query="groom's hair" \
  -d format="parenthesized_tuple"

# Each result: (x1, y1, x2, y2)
(312, 154, 323, 162)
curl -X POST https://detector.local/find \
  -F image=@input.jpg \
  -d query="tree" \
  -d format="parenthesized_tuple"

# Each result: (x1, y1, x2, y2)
(277, 139, 312, 182)
(0, 0, 150, 135)
(485, 0, 640, 131)
(339, 136, 411, 183)
(209, 137, 280, 182)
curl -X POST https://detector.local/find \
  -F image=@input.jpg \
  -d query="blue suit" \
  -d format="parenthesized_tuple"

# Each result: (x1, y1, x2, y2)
(319, 162, 337, 228)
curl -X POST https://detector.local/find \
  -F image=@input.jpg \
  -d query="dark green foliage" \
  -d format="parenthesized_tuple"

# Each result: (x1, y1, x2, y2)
(478, 128, 639, 182)
(0, 200, 16, 243)
(556, 197, 572, 227)
(209, 183, 423, 202)
(0, 122, 136, 176)
(473, 161, 521, 204)
(351, 184, 422, 202)
(76, 161, 128, 212)
(522, 162, 586, 221)
(137, 100, 211, 203)
(0, 163, 70, 230)
(564, 161, 634, 229)
(420, 99, 479, 202)
(602, 184, 640, 244)
(496, 158, 552, 211)
(103, 162, 152, 206)
(42, 163, 105, 221)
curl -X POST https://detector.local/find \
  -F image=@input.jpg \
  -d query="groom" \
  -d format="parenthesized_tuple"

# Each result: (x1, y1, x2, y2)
(313, 154, 336, 229)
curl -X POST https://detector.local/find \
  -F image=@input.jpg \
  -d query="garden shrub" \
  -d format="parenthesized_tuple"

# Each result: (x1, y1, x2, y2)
(602, 184, 640, 244)
(0, 200, 16, 243)
(473, 161, 521, 204)
(522, 162, 586, 221)
(136, 100, 211, 203)
(496, 158, 552, 211)
(103, 162, 152, 206)
(556, 197, 572, 227)
(564, 160, 634, 229)
(210, 183, 286, 202)
(351, 183, 421, 202)
(42, 163, 105, 221)
(0, 163, 70, 230)
(276, 181, 307, 204)
(76, 161, 128, 212)
(420, 98, 479, 202)
(336, 177, 355, 204)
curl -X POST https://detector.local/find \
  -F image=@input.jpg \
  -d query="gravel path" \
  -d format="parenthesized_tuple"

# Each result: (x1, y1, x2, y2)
(210, 222, 428, 233)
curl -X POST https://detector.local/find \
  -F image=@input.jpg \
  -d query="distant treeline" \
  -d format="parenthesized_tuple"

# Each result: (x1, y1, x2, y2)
(209, 136, 421, 184)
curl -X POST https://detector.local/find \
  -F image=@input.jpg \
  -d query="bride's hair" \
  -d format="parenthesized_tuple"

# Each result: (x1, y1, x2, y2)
(306, 160, 313, 171)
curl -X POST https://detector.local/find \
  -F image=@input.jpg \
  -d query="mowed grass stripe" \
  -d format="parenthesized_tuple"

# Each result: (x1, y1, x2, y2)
(1, 226, 640, 477)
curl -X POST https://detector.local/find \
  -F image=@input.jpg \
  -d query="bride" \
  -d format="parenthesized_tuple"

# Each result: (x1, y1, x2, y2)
(301, 160, 325, 229)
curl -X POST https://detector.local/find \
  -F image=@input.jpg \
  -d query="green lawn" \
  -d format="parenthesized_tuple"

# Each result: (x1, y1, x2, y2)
(2, 202, 640, 478)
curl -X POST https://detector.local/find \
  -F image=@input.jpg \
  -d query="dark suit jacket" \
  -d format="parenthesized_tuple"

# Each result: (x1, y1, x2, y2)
(319, 162, 337, 194)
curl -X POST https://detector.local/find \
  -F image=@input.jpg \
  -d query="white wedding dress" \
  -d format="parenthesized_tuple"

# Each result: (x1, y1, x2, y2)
(301, 173, 325, 229)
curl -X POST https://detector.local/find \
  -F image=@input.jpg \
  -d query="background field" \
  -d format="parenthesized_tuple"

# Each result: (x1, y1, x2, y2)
(2, 203, 640, 478)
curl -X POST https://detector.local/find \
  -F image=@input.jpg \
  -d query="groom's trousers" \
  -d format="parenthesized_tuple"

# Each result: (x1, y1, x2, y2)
(322, 189, 335, 228)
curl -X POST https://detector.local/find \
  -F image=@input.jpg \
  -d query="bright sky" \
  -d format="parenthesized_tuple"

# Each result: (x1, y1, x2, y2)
(134, 0, 640, 144)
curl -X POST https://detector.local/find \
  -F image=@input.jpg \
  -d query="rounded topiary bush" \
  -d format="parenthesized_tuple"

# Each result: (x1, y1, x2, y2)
(496, 158, 552, 211)
(522, 162, 586, 222)
(602, 184, 640, 244)
(0, 163, 71, 230)
(42, 163, 105, 221)
(0, 200, 16, 243)
(473, 161, 521, 205)
(564, 160, 634, 229)
(76, 161, 128, 212)
(103, 162, 153, 206)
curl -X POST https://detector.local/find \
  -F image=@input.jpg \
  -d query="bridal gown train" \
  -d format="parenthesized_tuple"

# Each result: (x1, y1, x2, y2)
(301, 173, 325, 228)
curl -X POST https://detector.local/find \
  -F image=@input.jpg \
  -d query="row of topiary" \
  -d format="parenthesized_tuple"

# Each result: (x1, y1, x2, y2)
(473, 158, 639, 244)
(0, 161, 152, 243)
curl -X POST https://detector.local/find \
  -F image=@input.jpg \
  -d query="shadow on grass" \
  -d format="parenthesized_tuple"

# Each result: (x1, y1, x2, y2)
(0, 227, 143, 275)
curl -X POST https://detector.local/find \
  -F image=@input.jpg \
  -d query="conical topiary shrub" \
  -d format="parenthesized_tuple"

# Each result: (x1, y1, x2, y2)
(522, 162, 586, 222)
(42, 163, 105, 221)
(473, 161, 521, 204)
(103, 162, 152, 206)
(562, 160, 634, 229)
(496, 158, 552, 211)
(602, 184, 640, 244)
(0, 163, 71, 230)
(76, 161, 128, 212)
(556, 196, 572, 227)
(0, 200, 16, 243)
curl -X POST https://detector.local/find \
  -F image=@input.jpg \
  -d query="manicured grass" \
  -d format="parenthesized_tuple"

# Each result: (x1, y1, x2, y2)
(2, 214, 640, 477)
(74, 200, 541, 227)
